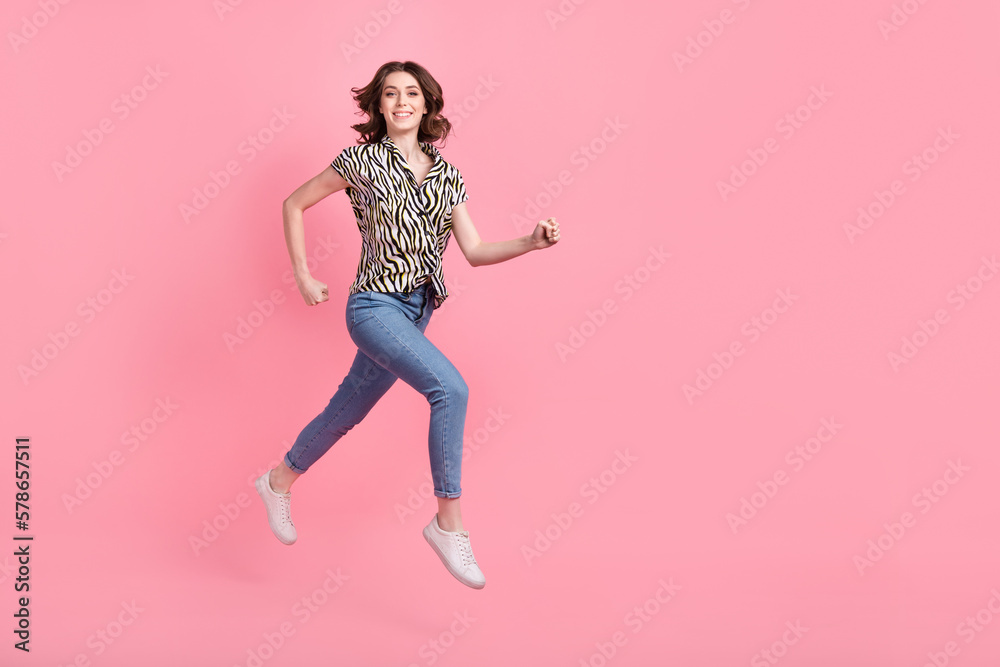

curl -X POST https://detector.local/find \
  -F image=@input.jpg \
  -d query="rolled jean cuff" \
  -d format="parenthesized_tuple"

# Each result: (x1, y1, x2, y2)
(283, 453, 308, 475)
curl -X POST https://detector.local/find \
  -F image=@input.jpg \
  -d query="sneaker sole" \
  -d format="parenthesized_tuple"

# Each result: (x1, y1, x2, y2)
(422, 525, 485, 589)
(255, 475, 297, 546)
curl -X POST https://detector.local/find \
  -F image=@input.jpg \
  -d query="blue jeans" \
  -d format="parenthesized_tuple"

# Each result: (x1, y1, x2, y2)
(283, 283, 467, 498)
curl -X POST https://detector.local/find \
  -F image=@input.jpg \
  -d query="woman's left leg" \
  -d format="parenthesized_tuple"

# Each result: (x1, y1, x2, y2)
(348, 290, 469, 504)
(436, 497, 464, 532)
(348, 286, 484, 588)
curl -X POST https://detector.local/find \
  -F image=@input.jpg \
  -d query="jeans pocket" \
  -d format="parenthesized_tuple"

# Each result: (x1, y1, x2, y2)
(347, 292, 373, 333)
(346, 295, 356, 334)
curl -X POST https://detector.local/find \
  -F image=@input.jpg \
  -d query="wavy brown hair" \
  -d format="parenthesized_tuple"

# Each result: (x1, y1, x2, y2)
(348, 61, 453, 146)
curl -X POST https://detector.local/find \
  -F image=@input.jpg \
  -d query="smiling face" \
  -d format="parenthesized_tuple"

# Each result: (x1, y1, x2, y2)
(379, 70, 427, 131)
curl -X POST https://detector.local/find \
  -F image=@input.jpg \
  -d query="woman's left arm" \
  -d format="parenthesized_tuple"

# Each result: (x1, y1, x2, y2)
(449, 202, 561, 267)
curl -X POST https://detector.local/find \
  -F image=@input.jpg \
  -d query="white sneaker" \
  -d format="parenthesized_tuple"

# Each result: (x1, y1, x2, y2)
(255, 470, 297, 545)
(422, 514, 486, 589)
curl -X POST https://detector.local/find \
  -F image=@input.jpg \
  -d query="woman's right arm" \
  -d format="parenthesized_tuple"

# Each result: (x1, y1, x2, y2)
(283, 165, 350, 306)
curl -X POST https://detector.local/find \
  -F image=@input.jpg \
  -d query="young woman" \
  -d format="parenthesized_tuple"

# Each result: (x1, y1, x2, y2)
(255, 61, 560, 589)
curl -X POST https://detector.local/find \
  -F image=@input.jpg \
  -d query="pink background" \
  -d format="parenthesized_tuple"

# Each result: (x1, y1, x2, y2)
(4, 0, 1000, 665)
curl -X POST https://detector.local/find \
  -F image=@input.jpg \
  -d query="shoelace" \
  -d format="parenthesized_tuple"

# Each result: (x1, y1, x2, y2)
(453, 533, 477, 567)
(276, 493, 294, 527)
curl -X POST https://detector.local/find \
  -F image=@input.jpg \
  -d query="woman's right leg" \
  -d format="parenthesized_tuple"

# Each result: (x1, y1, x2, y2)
(257, 293, 402, 544)
(278, 345, 401, 487)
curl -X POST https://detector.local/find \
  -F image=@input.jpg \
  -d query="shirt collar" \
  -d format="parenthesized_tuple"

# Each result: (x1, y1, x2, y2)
(380, 134, 441, 163)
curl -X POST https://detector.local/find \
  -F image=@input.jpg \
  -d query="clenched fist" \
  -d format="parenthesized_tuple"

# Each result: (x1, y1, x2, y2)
(296, 274, 329, 306)
(531, 217, 561, 250)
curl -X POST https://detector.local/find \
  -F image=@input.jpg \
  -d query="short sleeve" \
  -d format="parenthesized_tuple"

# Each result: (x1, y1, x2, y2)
(454, 169, 469, 206)
(330, 146, 359, 190)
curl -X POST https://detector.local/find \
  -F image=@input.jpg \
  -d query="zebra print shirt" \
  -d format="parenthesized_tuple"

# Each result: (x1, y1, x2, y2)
(330, 134, 469, 310)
